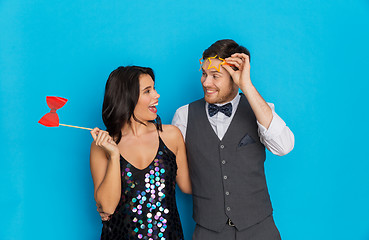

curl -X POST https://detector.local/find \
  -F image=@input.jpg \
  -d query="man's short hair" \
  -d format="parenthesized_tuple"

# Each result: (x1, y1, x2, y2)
(202, 39, 251, 62)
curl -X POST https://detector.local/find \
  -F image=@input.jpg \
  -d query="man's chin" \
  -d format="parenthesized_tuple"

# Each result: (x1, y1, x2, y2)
(204, 95, 218, 104)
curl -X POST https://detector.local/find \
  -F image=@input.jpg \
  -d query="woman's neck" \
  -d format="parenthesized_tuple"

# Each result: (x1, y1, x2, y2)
(122, 119, 154, 137)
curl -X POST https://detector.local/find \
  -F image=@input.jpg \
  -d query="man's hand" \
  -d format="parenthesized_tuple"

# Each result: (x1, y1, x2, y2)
(97, 203, 111, 221)
(223, 53, 251, 89)
(224, 53, 273, 129)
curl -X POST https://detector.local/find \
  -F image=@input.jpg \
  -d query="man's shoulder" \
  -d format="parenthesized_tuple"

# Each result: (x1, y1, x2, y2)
(175, 98, 203, 113)
(173, 104, 189, 120)
(175, 104, 189, 113)
(188, 98, 205, 108)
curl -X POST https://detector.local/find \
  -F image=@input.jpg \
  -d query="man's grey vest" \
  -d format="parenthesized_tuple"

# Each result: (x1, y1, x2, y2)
(186, 94, 273, 232)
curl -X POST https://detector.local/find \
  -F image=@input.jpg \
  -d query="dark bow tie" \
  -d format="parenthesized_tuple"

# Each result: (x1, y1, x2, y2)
(208, 103, 232, 117)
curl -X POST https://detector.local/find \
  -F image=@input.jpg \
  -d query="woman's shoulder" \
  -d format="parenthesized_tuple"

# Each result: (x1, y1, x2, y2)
(161, 124, 182, 139)
(160, 125, 184, 152)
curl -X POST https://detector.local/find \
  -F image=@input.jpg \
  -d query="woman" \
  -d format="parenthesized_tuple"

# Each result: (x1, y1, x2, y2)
(90, 66, 191, 240)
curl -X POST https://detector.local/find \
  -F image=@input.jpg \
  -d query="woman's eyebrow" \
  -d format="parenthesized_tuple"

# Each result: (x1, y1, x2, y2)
(141, 86, 152, 91)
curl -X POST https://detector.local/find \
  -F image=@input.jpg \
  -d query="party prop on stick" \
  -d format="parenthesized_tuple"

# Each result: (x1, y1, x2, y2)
(199, 55, 236, 72)
(38, 96, 93, 131)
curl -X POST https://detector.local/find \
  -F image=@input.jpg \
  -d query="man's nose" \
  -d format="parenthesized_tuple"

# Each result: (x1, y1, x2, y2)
(202, 76, 213, 87)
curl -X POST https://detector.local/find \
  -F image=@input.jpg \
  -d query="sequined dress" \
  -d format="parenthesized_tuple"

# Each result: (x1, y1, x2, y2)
(100, 136, 184, 240)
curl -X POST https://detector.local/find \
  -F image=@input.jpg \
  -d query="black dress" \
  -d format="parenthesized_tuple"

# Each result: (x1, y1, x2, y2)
(100, 136, 184, 240)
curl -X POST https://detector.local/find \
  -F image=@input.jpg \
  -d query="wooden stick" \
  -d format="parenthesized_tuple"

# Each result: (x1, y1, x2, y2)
(60, 123, 93, 131)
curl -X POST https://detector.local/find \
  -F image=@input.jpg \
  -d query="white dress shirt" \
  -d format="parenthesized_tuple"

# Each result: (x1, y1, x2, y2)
(172, 94, 294, 156)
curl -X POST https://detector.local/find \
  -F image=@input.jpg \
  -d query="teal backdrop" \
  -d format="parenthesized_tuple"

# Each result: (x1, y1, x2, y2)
(1, 0, 369, 239)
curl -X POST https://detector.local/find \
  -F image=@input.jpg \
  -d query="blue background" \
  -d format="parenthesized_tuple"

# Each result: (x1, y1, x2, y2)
(1, 0, 369, 239)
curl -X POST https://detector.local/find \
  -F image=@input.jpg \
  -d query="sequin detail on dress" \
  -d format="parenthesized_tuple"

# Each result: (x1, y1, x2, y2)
(100, 136, 184, 240)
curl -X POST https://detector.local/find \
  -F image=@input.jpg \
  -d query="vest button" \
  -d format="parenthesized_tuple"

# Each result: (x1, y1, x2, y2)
(222, 160, 226, 164)
(223, 176, 228, 180)
(225, 191, 230, 195)
(226, 207, 231, 211)
(220, 145, 224, 149)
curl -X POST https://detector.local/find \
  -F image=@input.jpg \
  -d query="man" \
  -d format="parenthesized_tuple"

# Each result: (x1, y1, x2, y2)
(172, 39, 294, 239)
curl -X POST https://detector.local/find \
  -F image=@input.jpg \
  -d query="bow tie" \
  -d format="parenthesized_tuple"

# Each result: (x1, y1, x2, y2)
(38, 96, 68, 127)
(208, 103, 232, 117)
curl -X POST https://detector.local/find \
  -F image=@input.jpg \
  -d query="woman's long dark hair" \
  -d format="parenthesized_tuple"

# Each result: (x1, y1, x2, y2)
(102, 66, 162, 144)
